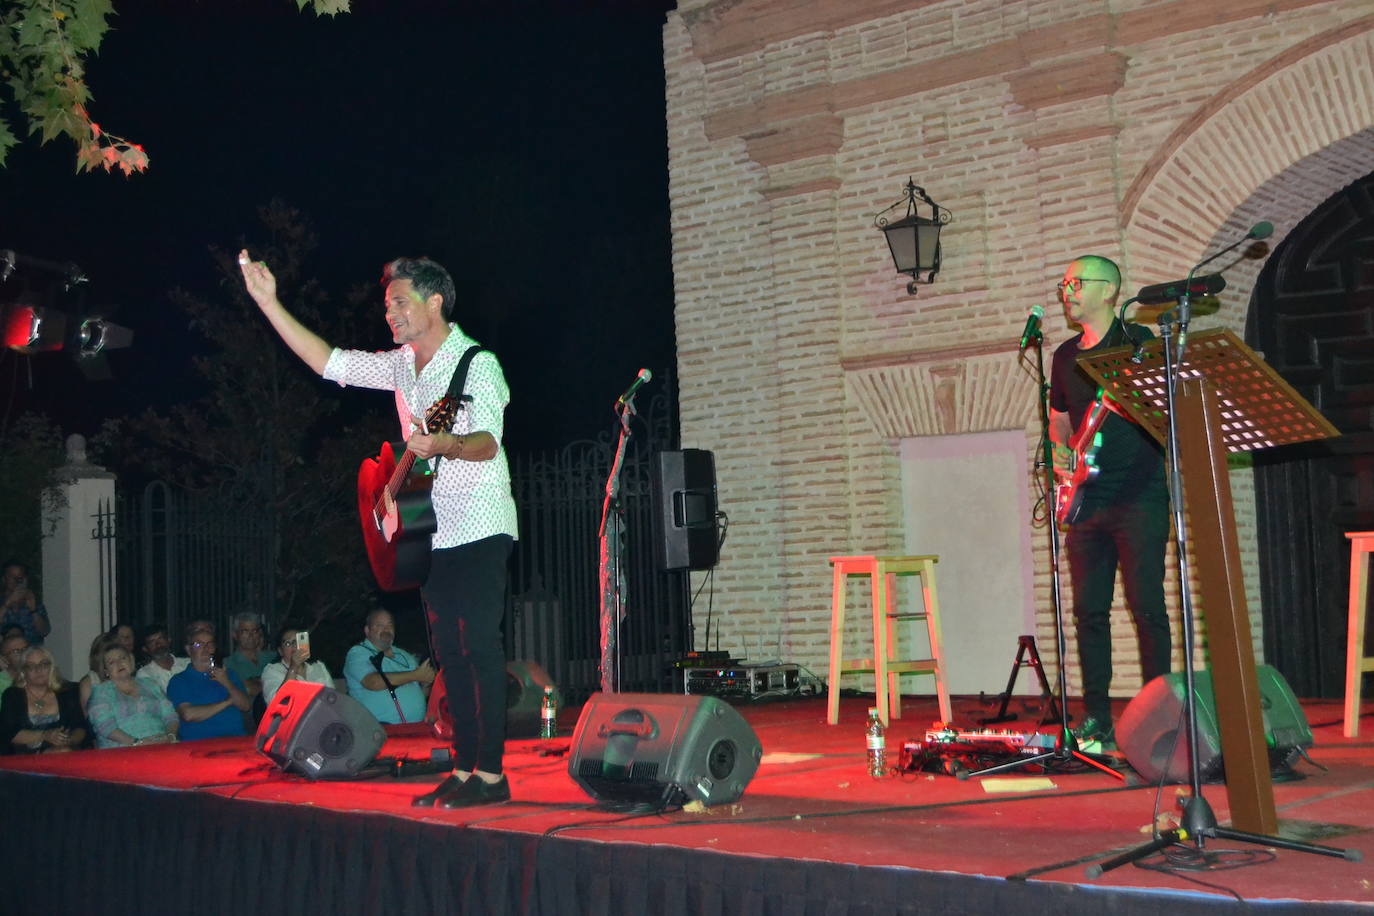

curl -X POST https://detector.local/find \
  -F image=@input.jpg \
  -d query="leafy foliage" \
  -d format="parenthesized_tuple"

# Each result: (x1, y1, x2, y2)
(0, 0, 350, 173)
(96, 201, 390, 626)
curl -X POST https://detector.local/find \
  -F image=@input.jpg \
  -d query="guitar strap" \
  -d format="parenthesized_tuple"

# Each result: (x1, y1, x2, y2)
(445, 345, 487, 412)
(433, 345, 487, 473)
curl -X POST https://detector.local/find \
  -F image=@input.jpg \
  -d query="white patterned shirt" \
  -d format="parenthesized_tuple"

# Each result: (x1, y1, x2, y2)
(322, 325, 518, 549)
(136, 656, 190, 695)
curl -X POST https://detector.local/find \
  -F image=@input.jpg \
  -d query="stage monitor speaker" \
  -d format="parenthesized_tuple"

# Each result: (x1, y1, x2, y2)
(256, 681, 386, 780)
(569, 692, 762, 811)
(427, 659, 559, 741)
(506, 658, 558, 738)
(1116, 664, 1312, 784)
(651, 449, 719, 571)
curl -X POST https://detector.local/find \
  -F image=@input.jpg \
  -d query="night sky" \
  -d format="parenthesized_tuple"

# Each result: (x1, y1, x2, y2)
(0, 0, 678, 452)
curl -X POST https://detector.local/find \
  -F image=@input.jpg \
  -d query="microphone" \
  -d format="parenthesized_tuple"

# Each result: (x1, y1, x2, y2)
(1248, 220, 1274, 240)
(616, 368, 653, 406)
(1018, 305, 1044, 351)
(1134, 273, 1226, 306)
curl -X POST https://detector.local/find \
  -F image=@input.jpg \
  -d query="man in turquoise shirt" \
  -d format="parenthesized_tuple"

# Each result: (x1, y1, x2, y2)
(344, 609, 435, 724)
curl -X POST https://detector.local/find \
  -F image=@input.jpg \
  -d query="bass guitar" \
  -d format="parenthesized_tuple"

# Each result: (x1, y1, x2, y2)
(357, 396, 459, 592)
(1054, 393, 1112, 528)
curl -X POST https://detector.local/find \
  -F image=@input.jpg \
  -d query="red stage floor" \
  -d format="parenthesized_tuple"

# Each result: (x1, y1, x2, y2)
(3, 693, 1372, 911)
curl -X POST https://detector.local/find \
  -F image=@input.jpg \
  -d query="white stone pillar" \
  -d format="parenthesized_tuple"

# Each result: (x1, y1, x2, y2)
(41, 434, 116, 682)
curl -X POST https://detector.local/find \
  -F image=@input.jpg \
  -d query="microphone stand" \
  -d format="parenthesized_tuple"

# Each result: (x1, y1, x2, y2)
(965, 328, 1122, 781)
(597, 393, 638, 694)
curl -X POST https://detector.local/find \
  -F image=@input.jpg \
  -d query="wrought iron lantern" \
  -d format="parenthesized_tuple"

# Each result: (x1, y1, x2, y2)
(873, 179, 952, 294)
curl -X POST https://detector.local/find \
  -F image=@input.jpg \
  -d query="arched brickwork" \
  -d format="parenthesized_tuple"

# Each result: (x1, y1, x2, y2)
(1124, 22, 1374, 290)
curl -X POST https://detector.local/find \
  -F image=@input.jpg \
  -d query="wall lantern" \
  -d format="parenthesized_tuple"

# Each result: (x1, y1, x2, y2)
(873, 179, 952, 294)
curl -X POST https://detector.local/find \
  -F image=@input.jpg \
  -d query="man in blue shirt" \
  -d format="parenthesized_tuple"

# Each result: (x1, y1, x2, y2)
(167, 622, 251, 741)
(344, 609, 435, 725)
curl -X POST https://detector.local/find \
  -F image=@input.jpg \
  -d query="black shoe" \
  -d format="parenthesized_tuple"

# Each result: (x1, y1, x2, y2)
(411, 774, 463, 808)
(1072, 716, 1116, 752)
(437, 775, 511, 809)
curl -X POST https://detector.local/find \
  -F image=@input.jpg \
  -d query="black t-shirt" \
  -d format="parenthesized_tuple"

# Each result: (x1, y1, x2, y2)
(1049, 319, 1167, 509)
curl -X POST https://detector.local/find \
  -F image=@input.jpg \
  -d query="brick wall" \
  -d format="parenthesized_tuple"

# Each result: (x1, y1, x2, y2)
(664, 1, 1374, 696)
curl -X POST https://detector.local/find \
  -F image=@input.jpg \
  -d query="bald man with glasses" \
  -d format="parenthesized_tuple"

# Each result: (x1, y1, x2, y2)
(1048, 255, 1172, 752)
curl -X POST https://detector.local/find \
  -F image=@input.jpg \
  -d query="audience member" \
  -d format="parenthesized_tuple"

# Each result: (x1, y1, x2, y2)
(108, 622, 137, 659)
(344, 609, 434, 724)
(78, 632, 121, 713)
(261, 623, 334, 703)
(136, 623, 189, 694)
(0, 646, 88, 753)
(166, 621, 250, 741)
(88, 645, 179, 748)
(1, 562, 49, 646)
(224, 611, 277, 704)
(0, 632, 28, 692)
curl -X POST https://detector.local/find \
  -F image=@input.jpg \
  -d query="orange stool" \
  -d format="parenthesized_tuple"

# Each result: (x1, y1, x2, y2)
(827, 555, 952, 726)
(1344, 532, 1374, 737)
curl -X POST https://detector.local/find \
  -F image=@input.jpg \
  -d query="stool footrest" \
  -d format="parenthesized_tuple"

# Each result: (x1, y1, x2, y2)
(842, 659, 938, 674)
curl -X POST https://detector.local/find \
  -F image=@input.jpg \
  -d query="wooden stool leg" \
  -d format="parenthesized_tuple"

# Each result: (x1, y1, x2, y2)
(872, 562, 890, 726)
(885, 571, 902, 720)
(922, 558, 953, 724)
(828, 564, 847, 726)
(1346, 540, 1370, 738)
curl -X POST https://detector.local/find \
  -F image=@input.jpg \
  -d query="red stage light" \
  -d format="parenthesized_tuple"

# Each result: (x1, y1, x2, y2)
(3, 305, 66, 352)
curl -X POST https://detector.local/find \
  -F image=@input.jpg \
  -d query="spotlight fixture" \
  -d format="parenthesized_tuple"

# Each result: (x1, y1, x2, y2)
(873, 179, 952, 294)
(3, 305, 66, 352)
(78, 317, 134, 358)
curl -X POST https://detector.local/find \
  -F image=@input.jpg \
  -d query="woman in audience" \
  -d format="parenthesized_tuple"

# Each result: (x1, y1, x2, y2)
(87, 645, 178, 748)
(0, 645, 88, 753)
(78, 631, 120, 713)
(261, 623, 334, 703)
(109, 622, 138, 658)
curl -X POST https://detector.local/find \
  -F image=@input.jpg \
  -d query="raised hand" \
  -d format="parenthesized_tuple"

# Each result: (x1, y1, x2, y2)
(238, 249, 279, 313)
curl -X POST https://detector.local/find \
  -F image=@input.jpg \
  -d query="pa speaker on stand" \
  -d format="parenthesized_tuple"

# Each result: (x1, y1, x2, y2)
(651, 449, 719, 571)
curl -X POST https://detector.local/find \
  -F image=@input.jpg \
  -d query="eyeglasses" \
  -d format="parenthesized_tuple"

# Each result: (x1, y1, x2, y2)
(237, 626, 262, 634)
(190, 641, 215, 650)
(1056, 277, 1111, 294)
(22, 661, 52, 671)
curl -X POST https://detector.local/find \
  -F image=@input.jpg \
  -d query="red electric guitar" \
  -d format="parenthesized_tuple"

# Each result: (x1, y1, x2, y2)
(356, 396, 460, 592)
(1054, 392, 1113, 528)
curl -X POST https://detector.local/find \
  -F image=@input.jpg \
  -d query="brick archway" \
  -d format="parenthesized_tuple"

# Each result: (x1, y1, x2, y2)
(1123, 20, 1374, 300)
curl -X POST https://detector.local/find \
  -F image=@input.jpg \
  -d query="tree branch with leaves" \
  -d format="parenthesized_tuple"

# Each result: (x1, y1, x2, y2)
(0, 0, 349, 174)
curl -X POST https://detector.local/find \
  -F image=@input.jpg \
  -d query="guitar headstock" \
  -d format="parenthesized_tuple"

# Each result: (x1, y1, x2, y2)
(425, 396, 461, 433)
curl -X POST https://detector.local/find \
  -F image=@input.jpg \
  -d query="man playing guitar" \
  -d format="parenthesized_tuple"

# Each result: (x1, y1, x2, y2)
(1048, 255, 1171, 751)
(240, 251, 518, 808)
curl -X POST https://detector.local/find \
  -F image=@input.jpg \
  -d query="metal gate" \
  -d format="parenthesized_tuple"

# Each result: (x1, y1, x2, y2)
(507, 383, 691, 703)
(99, 481, 275, 643)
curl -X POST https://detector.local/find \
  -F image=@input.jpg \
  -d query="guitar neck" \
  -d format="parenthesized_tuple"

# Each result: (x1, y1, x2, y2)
(376, 449, 420, 515)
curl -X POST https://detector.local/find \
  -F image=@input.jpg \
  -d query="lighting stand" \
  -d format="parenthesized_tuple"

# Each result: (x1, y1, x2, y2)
(1085, 293, 1357, 877)
(966, 331, 1122, 781)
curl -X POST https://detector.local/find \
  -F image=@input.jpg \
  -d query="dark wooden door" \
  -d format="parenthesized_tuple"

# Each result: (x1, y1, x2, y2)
(1248, 171, 1374, 697)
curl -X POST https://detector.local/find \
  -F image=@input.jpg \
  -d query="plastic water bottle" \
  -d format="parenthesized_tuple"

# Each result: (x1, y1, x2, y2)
(866, 707, 886, 778)
(540, 685, 558, 739)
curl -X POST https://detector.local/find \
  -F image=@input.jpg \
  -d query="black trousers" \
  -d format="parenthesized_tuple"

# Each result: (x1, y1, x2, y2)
(422, 534, 513, 774)
(1064, 496, 1171, 724)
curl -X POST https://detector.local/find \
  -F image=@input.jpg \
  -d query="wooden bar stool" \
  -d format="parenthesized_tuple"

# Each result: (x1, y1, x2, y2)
(1344, 532, 1374, 738)
(826, 554, 953, 727)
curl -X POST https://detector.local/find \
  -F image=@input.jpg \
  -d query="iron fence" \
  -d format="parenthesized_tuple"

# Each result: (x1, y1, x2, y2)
(95, 381, 690, 702)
